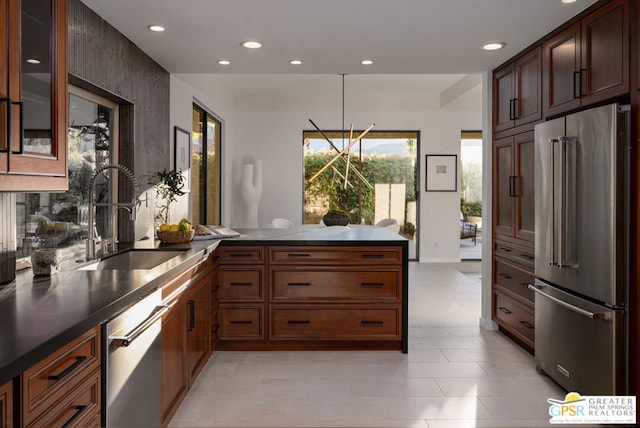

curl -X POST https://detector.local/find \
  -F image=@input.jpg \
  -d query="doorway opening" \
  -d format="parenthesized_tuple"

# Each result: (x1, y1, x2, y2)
(460, 131, 482, 261)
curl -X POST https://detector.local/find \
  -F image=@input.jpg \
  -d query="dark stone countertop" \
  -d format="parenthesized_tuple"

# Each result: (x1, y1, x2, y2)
(0, 226, 407, 385)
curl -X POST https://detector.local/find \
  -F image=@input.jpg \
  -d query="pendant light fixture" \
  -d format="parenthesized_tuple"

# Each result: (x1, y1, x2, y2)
(307, 74, 374, 189)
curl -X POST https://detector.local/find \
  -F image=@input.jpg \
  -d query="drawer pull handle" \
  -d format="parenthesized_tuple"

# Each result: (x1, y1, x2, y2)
(212, 285, 220, 292)
(498, 306, 512, 315)
(361, 283, 384, 288)
(520, 320, 534, 329)
(287, 320, 310, 325)
(48, 356, 87, 384)
(520, 254, 534, 260)
(62, 405, 87, 428)
(212, 324, 220, 333)
(361, 253, 385, 259)
(187, 300, 195, 332)
(288, 282, 311, 287)
(287, 253, 310, 258)
(229, 253, 254, 258)
(361, 320, 384, 326)
(498, 273, 512, 279)
(230, 320, 253, 325)
(230, 282, 253, 287)
(520, 282, 529, 287)
(499, 247, 512, 252)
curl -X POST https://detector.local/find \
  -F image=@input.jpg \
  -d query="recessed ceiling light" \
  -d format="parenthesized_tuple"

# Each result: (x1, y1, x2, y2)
(26, 58, 40, 64)
(242, 41, 262, 49)
(482, 42, 506, 51)
(217, 60, 230, 65)
(147, 25, 165, 32)
(289, 60, 302, 65)
(361, 59, 374, 65)
(561, 0, 577, 3)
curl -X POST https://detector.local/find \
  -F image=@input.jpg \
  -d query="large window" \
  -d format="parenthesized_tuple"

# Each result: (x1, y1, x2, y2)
(303, 130, 418, 259)
(191, 104, 221, 225)
(15, 87, 118, 262)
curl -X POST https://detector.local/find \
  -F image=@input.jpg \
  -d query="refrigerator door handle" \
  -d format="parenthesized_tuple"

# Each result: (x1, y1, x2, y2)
(559, 136, 579, 269)
(558, 136, 565, 268)
(548, 138, 559, 267)
(528, 284, 609, 320)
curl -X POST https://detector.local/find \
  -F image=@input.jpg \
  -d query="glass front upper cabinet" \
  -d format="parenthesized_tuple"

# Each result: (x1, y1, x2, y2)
(0, 0, 68, 191)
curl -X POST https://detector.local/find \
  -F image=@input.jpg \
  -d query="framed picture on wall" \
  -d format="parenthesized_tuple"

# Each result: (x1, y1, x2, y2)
(425, 154, 457, 192)
(174, 126, 191, 192)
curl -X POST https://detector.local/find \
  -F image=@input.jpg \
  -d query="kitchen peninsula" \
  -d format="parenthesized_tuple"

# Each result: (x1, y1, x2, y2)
(0, 226, 407, 426)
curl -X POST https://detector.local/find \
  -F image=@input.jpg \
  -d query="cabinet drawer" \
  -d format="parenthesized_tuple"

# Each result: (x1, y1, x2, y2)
(494, 242, 535, 268)
(27, 368, 101, 428)
(270, 246, 402, 265)
(494, 292, 535, 344)
(494, 259, 534, 304)
(270, 306, 400, 339)
(219, 246, 264, 264)
(22, 326, 100, 425)
(220, 305, 265, 339)
(271, 268, 400, 301)
(220, 267, 265, 301)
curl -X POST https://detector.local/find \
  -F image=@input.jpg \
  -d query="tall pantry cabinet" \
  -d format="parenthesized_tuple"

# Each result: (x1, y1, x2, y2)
(491, 45, 541, 352)
(492, 0, 631, 354)
(0, 0, 68, 192)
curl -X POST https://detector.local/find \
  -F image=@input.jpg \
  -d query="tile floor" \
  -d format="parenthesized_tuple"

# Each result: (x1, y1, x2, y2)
(169, 262, 588, 428)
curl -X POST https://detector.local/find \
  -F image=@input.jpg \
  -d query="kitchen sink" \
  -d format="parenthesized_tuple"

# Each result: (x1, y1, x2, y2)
(77, 248, 187, 271)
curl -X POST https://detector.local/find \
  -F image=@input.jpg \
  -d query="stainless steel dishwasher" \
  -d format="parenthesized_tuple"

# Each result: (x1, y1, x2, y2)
(102, 288, 168, 427)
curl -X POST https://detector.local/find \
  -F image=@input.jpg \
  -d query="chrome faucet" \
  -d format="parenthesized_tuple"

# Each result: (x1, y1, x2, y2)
(86, 164, 138, 260)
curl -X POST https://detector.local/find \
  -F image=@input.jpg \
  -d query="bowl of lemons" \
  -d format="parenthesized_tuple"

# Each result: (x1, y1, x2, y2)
(157, 218, 195, 243)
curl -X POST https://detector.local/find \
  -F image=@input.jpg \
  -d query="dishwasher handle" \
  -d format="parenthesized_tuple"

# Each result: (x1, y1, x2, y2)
(110, 304, 169, 348)
(528, 284, 608, 320)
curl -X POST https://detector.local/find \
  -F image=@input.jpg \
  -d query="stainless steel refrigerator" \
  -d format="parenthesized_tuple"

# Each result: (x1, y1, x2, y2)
(531, 102, 629, 395)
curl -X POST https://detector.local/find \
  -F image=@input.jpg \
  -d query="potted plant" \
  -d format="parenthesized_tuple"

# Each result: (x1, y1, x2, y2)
(147, 168, 186, 225)
(322, 208, 350, 226)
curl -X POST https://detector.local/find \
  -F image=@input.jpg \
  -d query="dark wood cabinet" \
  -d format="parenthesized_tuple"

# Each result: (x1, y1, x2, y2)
(492, 126, 535, 352)
(21, 326, 101, 428)
(267, 246, 405, 349)
(0, 379, 13, 428)
(493, 132, 535, 243)
(160, 298, 188, 427)
(494, 46, 542, 133)
(160, 255, 212, 427)
(185, 274, 210, 385)
(210, 253, 221, 351)
(544, 0, 629, 117)
(492, 239, 536, 352)
(0, 0, 69, 191)
(217, 244, 407, 352)
(218, 246, 266, 342)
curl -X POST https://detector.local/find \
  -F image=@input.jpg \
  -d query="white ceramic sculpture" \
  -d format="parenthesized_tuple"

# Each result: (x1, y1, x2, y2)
(239, 160, 263, 228)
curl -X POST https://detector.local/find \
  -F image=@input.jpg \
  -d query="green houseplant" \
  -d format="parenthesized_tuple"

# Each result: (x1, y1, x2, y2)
(147, 168, 186, 225)
(322, 208, 350, 226)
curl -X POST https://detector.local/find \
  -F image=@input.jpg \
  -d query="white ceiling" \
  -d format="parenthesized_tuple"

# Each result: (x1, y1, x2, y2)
(79, 0, 597, 95)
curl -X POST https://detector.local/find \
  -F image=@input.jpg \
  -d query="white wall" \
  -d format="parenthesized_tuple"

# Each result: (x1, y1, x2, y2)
(169, 75, 238, 225)
(171, 74, 482, 262)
